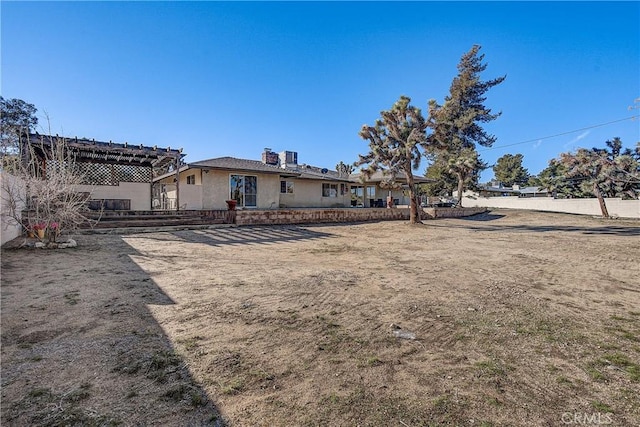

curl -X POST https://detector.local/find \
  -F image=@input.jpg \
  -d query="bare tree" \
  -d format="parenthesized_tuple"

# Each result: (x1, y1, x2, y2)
(1, 134, 95, 244)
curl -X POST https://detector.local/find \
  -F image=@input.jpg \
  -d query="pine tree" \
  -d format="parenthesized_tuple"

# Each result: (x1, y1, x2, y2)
(427, 45, 505, 206)
(493, 154, 530, 187)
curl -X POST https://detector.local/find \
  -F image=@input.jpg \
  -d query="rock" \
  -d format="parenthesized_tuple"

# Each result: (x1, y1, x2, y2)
(393, 329, 416, 340)
(35, 242, 46, 248)
(65, 238, 77, 248)
(390, 323, 402, 330)
(467, 307, 476, 312)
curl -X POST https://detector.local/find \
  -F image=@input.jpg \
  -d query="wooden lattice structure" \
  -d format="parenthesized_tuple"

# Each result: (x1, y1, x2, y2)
(24, 133, 185, 210)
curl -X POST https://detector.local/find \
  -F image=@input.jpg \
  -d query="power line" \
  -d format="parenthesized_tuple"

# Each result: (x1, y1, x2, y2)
(478, 115, 640, 152)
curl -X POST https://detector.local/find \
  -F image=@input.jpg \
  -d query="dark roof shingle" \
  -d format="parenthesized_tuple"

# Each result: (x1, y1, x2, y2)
(190, 157, 295, 175)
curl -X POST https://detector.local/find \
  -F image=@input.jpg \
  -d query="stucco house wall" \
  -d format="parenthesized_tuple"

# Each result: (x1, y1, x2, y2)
(76, 182, 152, 211)
(279, 178, 351, 208)
(158, 168, 281, 210)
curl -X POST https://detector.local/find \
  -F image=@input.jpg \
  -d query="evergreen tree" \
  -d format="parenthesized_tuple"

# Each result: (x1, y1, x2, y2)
(493, 153, 530, 187)
(422, 156, 457, 197)
(427, 45, 505, 206)
(1, 97, 39, 167)
(536, 159, 587, 199)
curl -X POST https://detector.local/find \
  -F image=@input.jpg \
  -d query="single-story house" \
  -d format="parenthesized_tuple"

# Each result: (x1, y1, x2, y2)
(478, 184, 550, 198)
(153, 150, 352, 210)
(153, 149, 433, 210)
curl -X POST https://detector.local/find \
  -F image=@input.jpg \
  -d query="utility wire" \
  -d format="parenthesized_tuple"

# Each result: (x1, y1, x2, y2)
(478, 115, 640, 152)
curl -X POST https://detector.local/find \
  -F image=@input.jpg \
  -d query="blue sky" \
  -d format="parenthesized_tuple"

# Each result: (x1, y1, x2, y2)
(2, 1, 639, 182)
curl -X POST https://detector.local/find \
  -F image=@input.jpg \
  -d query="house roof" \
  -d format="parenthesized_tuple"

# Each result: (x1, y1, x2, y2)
(155, 155, 430, 186)
(349, 170, 433, 184)
(517, 186, 548, 194)
(480, 186, 520, 194)
(26, 133, 183, 170)
(154, 157, 355, 182)
(480, 185, 548, 194)
(190, 157, 298, 175)
(293, 164, 352, 182)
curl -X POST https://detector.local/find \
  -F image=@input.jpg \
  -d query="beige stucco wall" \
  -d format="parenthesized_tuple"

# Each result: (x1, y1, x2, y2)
(76, 182, 151, 210)
(202, 170, 280, 209)
(280, 179, 351, 208)
(178, 185, 203, 210)
(462, 195, 640, 218)
(1, 172, 25, 245)
(160, 168, 282, 210)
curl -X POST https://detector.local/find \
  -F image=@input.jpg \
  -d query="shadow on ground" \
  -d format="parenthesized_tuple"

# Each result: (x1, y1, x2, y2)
(459, 213, 506, 221)
(0, 236, 227, 426)
(164, 225, 335, 247)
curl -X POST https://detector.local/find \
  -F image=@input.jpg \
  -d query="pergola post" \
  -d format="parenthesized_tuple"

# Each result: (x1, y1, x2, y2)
(174, 156, 180, 211)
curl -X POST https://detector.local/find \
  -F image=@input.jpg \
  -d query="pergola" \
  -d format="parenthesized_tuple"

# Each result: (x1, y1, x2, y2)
(24, 133, 185, 210)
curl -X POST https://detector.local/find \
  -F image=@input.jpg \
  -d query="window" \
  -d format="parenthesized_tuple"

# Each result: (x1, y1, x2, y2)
(186, 174, 196, 185)
(230, 175, 257, 207)
(280, 180, 294, 194)
(366, 186, 376, 198)
(322, 183, 338, 198)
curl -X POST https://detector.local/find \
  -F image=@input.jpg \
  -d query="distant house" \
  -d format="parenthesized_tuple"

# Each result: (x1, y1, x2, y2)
(477, 184, 550, 198)
(515, 185, 550, 198)
(153, 149, 352, 210)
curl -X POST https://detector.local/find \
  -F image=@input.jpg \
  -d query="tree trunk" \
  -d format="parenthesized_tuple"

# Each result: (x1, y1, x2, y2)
(405, 169, 421, 224)
(593, 182, 609, 218)
(456, 174, 464, 208)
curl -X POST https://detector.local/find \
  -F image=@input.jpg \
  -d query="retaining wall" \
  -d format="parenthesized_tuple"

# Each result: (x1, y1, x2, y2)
(234, 207, 487, 225)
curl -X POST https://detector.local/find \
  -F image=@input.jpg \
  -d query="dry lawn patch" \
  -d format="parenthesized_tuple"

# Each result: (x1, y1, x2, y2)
(2, 210, 639, 426)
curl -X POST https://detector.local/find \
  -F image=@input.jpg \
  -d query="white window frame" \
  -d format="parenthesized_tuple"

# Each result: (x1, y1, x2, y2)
(230, 174, 258, 207)
(322, 183, 338, 198)
(280, 180, 294, 194)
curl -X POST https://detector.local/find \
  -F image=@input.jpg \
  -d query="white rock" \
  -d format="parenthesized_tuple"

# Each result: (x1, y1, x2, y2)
(35, 242, 46, 248)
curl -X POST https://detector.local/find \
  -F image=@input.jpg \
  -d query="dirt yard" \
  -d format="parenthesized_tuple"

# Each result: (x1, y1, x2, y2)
(2, 209, 639, 426)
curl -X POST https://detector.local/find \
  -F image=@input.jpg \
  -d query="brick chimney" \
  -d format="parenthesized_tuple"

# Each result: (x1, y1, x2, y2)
(262, 148, 279, 166)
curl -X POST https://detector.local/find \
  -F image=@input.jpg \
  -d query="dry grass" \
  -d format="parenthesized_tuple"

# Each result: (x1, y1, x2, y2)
(2, 209, 639, 426)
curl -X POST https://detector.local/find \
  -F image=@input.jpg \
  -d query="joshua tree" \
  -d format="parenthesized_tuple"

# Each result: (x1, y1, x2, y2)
(357, 96, 429, 223)
(559, 138, 640, 218)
